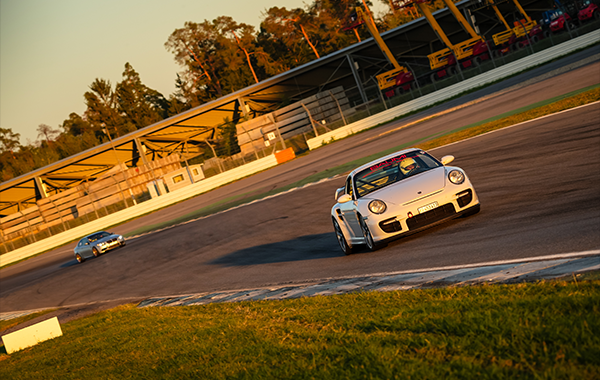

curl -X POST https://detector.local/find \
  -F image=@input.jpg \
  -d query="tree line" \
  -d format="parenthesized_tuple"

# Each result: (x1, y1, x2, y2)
(1, 0, 444, 183)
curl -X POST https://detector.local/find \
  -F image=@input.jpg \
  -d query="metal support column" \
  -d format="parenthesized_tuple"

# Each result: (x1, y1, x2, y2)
(33, 176, 48, 199)
(346, 54, 368, 104)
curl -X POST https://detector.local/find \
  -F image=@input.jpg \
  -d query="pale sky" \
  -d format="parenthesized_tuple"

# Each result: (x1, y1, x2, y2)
(2, 0, 384, 145)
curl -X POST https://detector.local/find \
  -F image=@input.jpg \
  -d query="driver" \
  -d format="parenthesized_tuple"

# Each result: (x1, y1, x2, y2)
(400, 157, 419, 175)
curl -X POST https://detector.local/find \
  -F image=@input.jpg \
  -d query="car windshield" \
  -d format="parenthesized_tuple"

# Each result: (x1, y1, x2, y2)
(354, 151, 442, 198)
(88, 232, 110, 242)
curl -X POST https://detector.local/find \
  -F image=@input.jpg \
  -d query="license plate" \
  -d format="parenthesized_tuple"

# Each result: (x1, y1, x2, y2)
(418, 201, 439, 214)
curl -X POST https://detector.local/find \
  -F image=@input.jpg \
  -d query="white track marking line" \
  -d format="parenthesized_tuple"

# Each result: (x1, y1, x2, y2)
(430, 100, 600, 152)
(308, 250, 600, 283)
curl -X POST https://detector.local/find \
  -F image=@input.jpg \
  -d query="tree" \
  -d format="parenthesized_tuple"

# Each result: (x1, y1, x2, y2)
(0, 128, 21, 154)
(62, 112, 91, 137)
(84, 78, 129, 138)
(258, 7, 318, 70)
(307, 0, 371, 53)
(116, 63, 170, 130)
(166, 17, 263, 107)
(377, 0, 444, 30)
(36, 124, 60, 145)
(54, 129, 101, 159)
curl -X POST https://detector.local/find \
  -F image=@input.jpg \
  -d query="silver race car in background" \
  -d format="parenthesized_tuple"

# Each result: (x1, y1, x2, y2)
(331, 148, 480, 255)
(74, 231, 126, 263)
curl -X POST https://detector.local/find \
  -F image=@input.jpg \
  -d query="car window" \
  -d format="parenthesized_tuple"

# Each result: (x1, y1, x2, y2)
(354, 151, 442, 198)
(345, 176, 353, 199)
(88, 232, 110, 242)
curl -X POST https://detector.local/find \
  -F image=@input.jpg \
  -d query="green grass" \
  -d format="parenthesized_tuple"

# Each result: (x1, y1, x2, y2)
(126, 85, 600, 237)
(1, 276, 598, 378)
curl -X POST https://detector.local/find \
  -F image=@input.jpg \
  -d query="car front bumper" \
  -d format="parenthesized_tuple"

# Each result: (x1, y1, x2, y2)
(366, 184, 480, 243)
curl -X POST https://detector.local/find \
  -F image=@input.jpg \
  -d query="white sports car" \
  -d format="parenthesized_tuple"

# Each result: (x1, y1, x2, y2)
(331, 148, 480, 254)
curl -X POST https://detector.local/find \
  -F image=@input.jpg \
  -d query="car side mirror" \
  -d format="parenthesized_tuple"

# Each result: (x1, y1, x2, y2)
(337, 194, 352, 203)
(334, 187, 345, 201)
(441, 155, 455, 165)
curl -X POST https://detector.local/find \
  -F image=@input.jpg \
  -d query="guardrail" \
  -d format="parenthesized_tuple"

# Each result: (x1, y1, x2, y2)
(306, 29, 600, 150)
(0, 154, 279, 267)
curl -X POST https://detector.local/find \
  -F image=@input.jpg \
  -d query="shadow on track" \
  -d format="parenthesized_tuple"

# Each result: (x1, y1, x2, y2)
(210, 233, 344, 266)
(60, 260, 80, 268)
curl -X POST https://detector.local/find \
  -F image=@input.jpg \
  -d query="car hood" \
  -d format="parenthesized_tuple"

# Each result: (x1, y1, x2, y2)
(363, 167, 446, 205)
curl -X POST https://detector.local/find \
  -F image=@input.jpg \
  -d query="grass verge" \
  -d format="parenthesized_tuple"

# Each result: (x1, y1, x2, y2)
(126, 85, 600, 237)
(0, 274, 598, 378)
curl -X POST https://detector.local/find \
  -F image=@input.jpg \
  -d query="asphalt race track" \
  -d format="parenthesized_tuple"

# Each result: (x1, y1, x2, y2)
(1, 49, 599, 316)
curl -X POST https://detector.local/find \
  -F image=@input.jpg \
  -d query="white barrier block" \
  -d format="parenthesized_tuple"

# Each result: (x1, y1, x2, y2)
(1, 317, 63, 354)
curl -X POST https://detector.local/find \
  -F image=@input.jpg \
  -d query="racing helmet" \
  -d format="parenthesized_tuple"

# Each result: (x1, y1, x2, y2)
(400, 157, 418, 175)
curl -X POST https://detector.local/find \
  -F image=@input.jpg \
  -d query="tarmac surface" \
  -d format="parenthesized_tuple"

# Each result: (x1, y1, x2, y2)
(1, 45, 599, 328)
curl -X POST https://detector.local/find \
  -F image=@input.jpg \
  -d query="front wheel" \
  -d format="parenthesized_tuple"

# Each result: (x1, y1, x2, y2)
(360, 217, 382, 251)
(333, 218, 354, 255)
(92, 247, 100, 257)
(76, 253, 84, 263)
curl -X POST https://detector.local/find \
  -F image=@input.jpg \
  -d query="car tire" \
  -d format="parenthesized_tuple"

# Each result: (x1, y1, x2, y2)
(333, 218, 354, 255)
(92, 247, 100, 257)
(360, 217, 382, 251)
(76, 253, 84, 263)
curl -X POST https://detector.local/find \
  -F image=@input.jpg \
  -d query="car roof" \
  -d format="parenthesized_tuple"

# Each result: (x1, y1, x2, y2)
(85, 231, 108, 238)
(349, 148, 421, 178)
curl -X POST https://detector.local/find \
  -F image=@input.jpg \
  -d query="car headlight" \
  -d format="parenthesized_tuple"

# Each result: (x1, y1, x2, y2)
(448, 170, 465, 184)
(368, 200, 387, 214)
